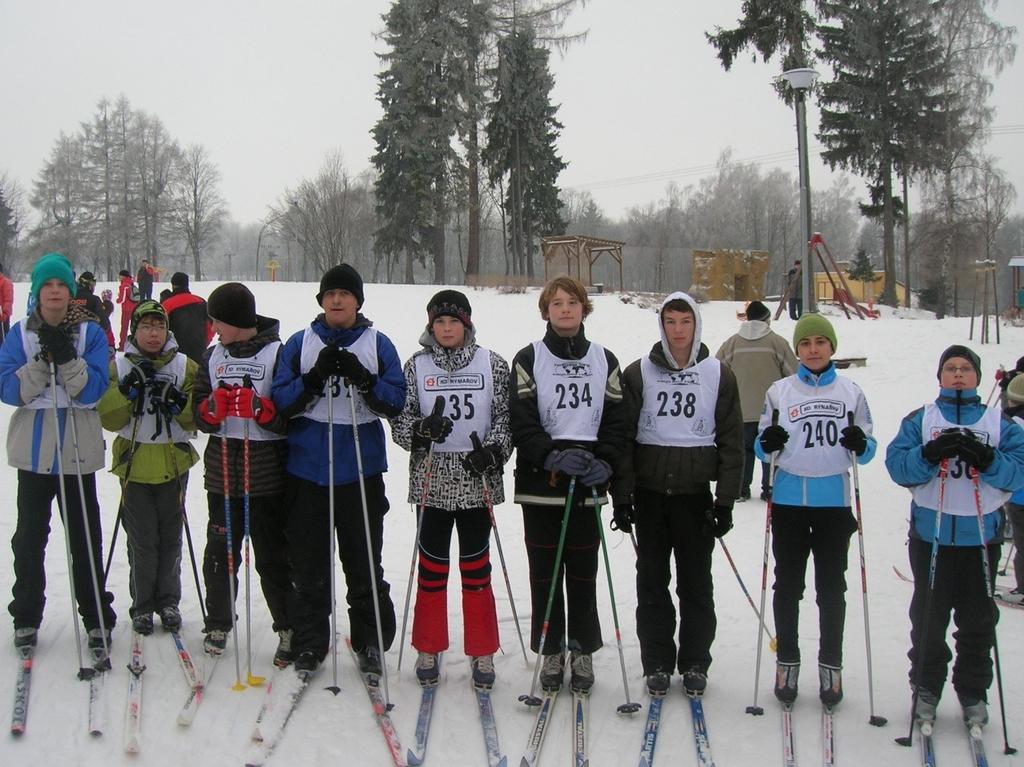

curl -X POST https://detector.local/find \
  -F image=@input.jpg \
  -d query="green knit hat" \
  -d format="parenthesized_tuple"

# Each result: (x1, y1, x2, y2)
(129, 299, 167, 337)
(30, 252, 76, 299)
(793, 313, 837, 352)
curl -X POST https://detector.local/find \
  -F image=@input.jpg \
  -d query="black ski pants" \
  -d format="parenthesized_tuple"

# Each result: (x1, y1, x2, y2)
(122, 477, 186, 618)
(522, 499, 602, 656)
(907, 536, 1000, 701)
(286, 474, 396, 661)
(9, 470, 116, 632)
(771, 504, 857, 667)
(202, 491, 290, 633)
(634, 488, 716, 675)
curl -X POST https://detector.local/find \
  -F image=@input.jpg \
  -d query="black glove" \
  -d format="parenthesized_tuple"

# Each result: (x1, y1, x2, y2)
(759, 424, 789, 454)
(462, 443, 502, 475)
(414, 413, 454, 443)
(611, 504, 634, 534)
(703, 504, 734, 538)
(839, 425, 868, 456)
(958, 433, 996, 473)
(334, 349, 375, 392)
(117, 360, 155, 401)
(313, 346, 345, 378)
(580, 457, 613, 487)
(543, 447, 593, 477)
(151, 380, 188, 416)
(38, 323, 76, 365)
(922, 429, 963, 465)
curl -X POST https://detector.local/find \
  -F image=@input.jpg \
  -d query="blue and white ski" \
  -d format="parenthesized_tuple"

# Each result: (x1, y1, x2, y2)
(406, 684, 437, 766)
(520, 690, 557, 767)
(689, 695, 716, 767)
(476, 686, 507, 767)
(919, 721, 937, 767)
(637, 695, 663, 767)
(169, 631, 204, 726)
(967, 723, 990, 767)
(572, 691, 589, 767)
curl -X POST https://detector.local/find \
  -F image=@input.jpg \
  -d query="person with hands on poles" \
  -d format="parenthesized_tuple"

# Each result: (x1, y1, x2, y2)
(0, 252, 116, 653)
(271, 263, 406, 680)
(754, 313, 876, 708)
(886, 345, 1024, 730)
(390, 290, 512, 689)
(98, 300, 199, 635)
(193, 282, 294, 668)
(615, 291, 744, 698)
(509, 275, 628, 695)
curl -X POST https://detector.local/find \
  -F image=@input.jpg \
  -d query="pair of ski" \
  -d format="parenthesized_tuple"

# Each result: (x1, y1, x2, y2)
(407, 674, 508, 766)
(123, 630, 206, 752)
(520, 688, 590, 767)
(779, 702, 837, 767)
(637, 691, 715, 767)
(9, 636, 110, 737)
(913, 719, 990, 767)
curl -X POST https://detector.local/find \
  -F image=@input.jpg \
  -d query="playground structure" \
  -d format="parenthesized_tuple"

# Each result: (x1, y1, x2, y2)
(541, 235, 625, 291)
(776, 233, 877, 320)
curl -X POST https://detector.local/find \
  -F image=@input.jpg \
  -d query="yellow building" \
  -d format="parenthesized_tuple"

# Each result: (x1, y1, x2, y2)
(814, 269, 906, 306)
(691, 249, 770, 300)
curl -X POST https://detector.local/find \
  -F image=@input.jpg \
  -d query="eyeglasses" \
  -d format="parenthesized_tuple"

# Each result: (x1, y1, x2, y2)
(941, 365, 974, 376)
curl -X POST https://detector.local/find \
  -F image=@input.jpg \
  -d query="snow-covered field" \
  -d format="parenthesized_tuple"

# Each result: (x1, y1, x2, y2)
(1, 279, 1022, 766)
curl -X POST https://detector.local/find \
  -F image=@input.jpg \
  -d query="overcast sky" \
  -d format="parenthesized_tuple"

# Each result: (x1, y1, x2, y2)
(2, 0, 1022, 227)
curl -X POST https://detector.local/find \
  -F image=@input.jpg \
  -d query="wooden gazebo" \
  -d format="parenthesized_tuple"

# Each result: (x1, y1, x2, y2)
(541, 235, 625, 291)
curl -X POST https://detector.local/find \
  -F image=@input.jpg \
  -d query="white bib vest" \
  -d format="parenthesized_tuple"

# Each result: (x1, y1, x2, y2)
(911, 404, 1008, 515)
(115, 354, 191, 443)
(415, 348, 493, 453)
(21, 323, 90, 410)
(208, 341, 284, 441)
(636, 356, 720, 447)
(299, 326, 378, 425)
(533, 340, 607, 441)
(773, 376, 860, 477)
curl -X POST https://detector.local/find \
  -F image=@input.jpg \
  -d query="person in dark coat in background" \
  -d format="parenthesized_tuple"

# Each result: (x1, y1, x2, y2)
(71, 272, 113, 353)
(162, 272, 213, 363)
(786, 260, 803, 320)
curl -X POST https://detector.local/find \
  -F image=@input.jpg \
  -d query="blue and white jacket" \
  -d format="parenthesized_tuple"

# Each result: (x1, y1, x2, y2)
(885, 387, 1024, 546)
(754, 362, 876, 508)
(272, 314, 405, 486)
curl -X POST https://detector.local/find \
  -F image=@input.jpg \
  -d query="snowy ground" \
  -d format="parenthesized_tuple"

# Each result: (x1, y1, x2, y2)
(1, 279, 1022, 767)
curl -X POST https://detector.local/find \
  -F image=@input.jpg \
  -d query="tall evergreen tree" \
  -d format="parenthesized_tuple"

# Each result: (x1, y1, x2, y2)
(706, 0, 821, 76)
(816, 0, 949, 306)
(482, 22, 567, 277)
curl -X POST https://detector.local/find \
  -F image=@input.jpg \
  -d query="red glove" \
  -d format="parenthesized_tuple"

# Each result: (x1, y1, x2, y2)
(198, 385, 233, 426)
(995, 367, 1006, 381)
(229, 386, 276, 425)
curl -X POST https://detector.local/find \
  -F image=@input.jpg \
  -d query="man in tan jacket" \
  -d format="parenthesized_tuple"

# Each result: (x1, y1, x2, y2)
(715, 300, 797, 501)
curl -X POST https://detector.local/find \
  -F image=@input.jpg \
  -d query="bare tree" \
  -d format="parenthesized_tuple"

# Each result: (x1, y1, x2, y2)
(172, 144, 227, 280)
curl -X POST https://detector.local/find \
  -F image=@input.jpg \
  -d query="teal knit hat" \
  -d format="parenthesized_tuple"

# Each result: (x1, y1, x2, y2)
(793, 313, 838, 352)
(30, 252, 77, 299)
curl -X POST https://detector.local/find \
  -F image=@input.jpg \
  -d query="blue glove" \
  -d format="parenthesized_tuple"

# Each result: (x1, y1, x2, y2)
(543, 448, 593, 476)
(580, 457, 612, 487)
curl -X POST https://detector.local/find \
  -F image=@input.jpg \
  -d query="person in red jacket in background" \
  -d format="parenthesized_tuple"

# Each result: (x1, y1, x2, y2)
(0, 262, 13, 340)
(116, 269, 139, 351)
(161, 272, 213, 363)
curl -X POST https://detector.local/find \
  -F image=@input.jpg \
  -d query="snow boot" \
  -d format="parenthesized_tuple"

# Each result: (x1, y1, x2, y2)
(357, 645, 383, 677)
(204, 629, 228, 656)
(415, 652, 440, 686)
(132, 613, 154, 636)
(682, 666, 708, 697)
(540, 652, 565, 692)
(471, 655, 496, 689)
(13, 628, 38, 649)
(819, 664, 843, 707)
(570, 651, 594, 694)
(646, 671, 671, 697)
(914, 687, 939, 723)
(958, 691, 989, 727)
(159, 605, 182, 632)
(294, 650, 320, 679)
(273, 629, 294, 668)
(774, 661, 799, 704)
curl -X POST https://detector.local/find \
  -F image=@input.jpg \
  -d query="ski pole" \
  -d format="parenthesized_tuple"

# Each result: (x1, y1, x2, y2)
(472, 432, 527, 666)
(48, 361, 90, 679)
(325, 375, 340, 694)
(104, 409, 142, 582)
(847, 413, 886, 726)
(519, 476, 575, 707)
(747, 408, 778, 716)
(593, 488, 641, 714)
(350, 383, 393, 708)
(242, 417, 264, 687)
(998, 542, 1014, 576)
(220, 414, 246, 691)
(985, 366, 1005, 407)
(896, 459, 948, 747)
(397, 395, 445, 673)
(969, 471, 1017, 755)
(164, 412, 205, 622)
(717, 536, 777, 652)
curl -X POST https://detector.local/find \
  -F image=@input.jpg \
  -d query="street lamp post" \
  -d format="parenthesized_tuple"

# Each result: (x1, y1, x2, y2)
(782, 67, 819, 315)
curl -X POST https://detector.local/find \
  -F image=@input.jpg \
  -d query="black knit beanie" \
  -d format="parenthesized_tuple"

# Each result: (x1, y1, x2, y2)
(317, 263, 364, 307)
(427, 289, 473, 329)
(937, 344, 982, 381)
(745, 300, 771, 322)
(171, 272, 189, 289)
(208, 282, 257, 329)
